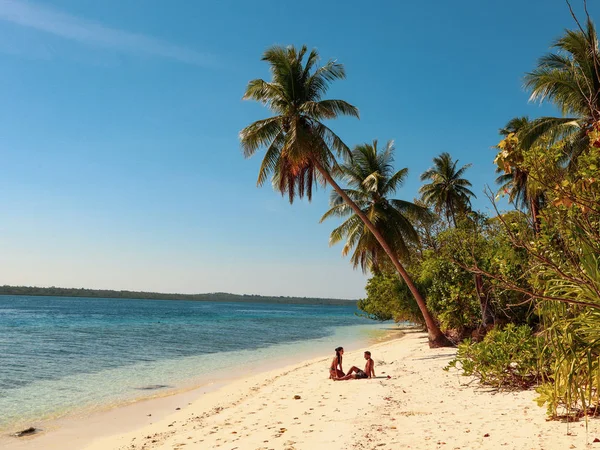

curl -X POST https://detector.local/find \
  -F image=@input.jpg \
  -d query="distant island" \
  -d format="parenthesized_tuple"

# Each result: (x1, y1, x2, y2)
(0, 285, 356, 306)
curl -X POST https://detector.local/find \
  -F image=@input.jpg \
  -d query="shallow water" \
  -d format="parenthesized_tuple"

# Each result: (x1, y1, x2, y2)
(0, 295, 384, 431)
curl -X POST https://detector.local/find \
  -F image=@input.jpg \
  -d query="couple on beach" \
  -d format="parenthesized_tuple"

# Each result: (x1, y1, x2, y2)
(329, 347, 375, 380)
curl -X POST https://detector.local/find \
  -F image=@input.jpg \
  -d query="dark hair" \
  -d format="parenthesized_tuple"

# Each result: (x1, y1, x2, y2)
(335, 347, 343, 365)
(364, 351, 371, 357)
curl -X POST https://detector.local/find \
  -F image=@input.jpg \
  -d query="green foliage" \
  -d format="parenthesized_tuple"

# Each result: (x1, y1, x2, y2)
(419, 253, 480, 332)
(240, 45, 358, 203)
(242, 45, 447, 344)
(419, 152, 476, 226)
(520, 18, 600, 162)
(488, 126, 600, 418)
(446, 324, 550, 389)
(445, 216, 534, 325)
(415, 217, 533, 333)
(359, 15, 600, 419)
(525, 18, 599, 118)
(533, 244, 600, 419)
(357, 272, 423, 324)
(494, 117, 547, 232)
(320, 140, 429, 272)
(357, 204, 534, 336)
(236, 19, 600, 420)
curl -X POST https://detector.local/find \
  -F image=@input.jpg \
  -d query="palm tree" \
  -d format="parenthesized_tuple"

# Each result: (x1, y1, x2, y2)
(419, 153, 476, 227)
(420, 153, 482, 324)
(320, 140, 429, 273)
(240, 45, 450, 347)
(521, 17, 600, 165)
(494, 117, 546, 233)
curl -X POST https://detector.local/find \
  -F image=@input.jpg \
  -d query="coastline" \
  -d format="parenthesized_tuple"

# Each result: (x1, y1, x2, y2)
(2, 325, 404, 450)
(7, 329, 600, 449)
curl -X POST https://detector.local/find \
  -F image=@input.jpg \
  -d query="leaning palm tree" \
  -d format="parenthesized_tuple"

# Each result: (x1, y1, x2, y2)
(240, 45, 450, 347)
(522, 17, 600, 165)
(419, 153, 476, 227)
(321, 140, 429, 273)
(494, 117, 546, 233)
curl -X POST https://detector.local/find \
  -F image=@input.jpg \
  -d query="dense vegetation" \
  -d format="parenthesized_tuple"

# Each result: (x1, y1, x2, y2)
(241, 6, 600, 419)
(358, 14, 600, 419)
(0, 285, 355, 306)
(241, 45, 448, 346)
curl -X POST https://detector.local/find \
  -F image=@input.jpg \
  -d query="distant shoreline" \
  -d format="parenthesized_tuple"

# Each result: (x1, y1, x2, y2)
(0, 285, 357, 306)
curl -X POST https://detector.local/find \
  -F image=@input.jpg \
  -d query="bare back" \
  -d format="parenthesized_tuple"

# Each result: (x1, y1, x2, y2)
(330, 356, 337, 370)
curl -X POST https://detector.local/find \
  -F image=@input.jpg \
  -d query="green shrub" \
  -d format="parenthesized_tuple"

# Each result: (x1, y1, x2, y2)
(419, 254, 480, 333)
(533, 246, 600, 419)
(357, 271, 424, 324)
(445, 324, 550, 389)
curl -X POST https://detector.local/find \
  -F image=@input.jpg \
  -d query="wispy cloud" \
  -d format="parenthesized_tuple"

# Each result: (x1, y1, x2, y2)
(0, 0, 214, 66)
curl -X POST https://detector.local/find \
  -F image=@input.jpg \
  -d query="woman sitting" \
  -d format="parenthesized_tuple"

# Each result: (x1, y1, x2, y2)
(329, 346, 345, 379)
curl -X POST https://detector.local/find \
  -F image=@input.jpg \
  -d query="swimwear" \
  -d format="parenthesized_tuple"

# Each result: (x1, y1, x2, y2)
(356, 370, 368, 379)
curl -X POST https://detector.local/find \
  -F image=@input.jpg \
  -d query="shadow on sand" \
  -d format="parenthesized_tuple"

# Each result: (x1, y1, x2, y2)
(412, 353, 456, 361)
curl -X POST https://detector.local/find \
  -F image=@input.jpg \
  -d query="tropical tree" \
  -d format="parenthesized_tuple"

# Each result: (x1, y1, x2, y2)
(320, 140, 429, 272)
(521, 17, 600, 165)
(420, 152, 481, 322)
(494, 117, 546, 233)
(419, 152, 476, 227)
(240, 45, 451, 347)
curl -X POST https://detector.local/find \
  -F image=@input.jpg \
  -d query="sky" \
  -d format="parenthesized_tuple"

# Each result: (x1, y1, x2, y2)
(0, 0, 596, 299)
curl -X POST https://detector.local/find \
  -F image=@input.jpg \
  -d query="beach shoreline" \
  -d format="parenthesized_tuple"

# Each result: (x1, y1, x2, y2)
(2, 326, 406, 450)
(6, 329, 600, 449)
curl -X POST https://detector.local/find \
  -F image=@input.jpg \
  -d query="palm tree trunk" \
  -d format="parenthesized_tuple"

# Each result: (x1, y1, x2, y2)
(314, 161, 452, 348)
(450, 203, 457, 228)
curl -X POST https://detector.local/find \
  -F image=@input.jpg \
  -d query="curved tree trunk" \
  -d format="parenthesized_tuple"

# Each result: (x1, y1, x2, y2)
(315, 161, 452, 348)
(449, 203, 457, 228)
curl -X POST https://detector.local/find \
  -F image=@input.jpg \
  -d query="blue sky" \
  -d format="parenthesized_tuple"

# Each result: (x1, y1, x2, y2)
(0, 0, 595, 299)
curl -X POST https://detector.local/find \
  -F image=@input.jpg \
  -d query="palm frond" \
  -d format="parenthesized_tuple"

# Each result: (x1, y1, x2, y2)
(522, 19, 600, 165)
(256, 131, 284, 186)
(419, 152, 475, 221)
(518, 116, 582, 150)
(329, 215, 364, 246)
(311, 121, 352, 160)
(239, 117, 282, 157)
(382, 167, 409, 195)
(323, 139, 423, 272)
(300, 99, 359, 120)
(320, 201, 354, 222)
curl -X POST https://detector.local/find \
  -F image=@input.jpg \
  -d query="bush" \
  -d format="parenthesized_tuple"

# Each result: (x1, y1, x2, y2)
(357, 271, 423, 324)
(419, 254, 480, 333)
(445, 324, 550, 389)
(533, 248, 600, 418)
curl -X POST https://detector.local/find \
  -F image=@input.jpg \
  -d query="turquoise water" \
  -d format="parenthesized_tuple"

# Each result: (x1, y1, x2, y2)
(0, 295, 383, 431)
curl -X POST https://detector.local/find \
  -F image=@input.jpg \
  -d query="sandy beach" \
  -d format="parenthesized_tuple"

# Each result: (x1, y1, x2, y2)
(6, 330, 600, 450)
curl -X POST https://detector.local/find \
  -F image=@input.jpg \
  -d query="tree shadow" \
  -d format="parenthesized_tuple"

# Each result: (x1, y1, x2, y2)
(412, 353, 456, 360)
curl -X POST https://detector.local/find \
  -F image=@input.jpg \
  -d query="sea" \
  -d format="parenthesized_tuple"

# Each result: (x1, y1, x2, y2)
(0, 295, 390, 433)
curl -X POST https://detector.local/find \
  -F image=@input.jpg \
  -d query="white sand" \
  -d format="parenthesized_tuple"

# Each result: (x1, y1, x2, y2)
(7, 330, 600, 449)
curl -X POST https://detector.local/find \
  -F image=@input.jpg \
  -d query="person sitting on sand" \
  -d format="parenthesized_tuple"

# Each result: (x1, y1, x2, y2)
(329, 347, 345, 379)
(335, 351, 375, 380)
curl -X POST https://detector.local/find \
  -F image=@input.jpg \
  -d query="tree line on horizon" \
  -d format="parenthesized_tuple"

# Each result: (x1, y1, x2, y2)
(0, 285, 356, 306)
(240, 3, 600, 419)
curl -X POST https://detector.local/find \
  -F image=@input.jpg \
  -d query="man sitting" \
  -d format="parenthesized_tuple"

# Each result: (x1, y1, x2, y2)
(335, 351, 375, 380)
